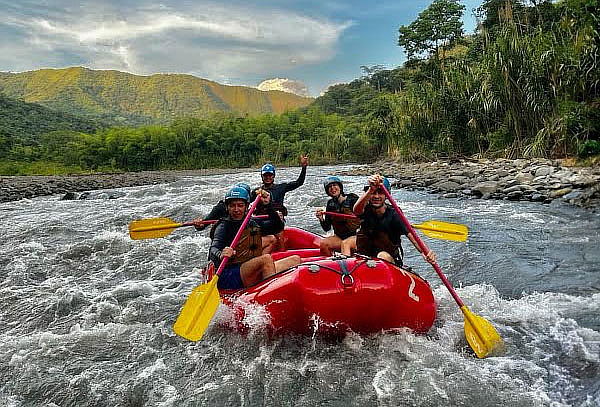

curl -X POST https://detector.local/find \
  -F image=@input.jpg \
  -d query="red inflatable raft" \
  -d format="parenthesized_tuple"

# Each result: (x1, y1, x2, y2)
(203, 227, 437, 336)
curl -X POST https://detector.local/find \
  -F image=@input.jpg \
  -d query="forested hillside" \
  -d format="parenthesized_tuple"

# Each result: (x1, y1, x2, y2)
(0, 94, 104, 172)
(0, 67, 313, 125)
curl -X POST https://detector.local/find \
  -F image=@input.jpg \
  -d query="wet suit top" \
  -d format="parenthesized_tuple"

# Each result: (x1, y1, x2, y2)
(205, 200, 227, 221)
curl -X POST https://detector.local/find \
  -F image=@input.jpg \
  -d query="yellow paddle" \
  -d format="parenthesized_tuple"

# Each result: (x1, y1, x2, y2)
(381, 187, 504, 358)
(323, 212, 468, 242)
(128, 218, 215, 240)
(173, 197, 261, 341)
(128, 215, 269, 240)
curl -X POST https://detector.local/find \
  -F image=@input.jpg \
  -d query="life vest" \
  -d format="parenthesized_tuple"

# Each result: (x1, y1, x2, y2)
(330, 205, 360, 238)
(209, 219, 263, 265)
(355, 206, 404, 264)
(254, 201, 288, 217)
(230, 223, 263, 265)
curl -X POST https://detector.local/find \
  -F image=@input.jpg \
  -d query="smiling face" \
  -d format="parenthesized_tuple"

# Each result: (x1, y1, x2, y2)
(226, 199, 248, 220)
(369, 188, 386, 208)
(261, 172, 275, 186)
(326, 183, 341, 198)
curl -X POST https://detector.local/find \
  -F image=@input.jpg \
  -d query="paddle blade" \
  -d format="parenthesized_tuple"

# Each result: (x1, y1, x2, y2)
(173, 277, 221, 341)
(129, 217, 180, 240)
(413, 220, 469, 242)
(461, 306, 505, 358)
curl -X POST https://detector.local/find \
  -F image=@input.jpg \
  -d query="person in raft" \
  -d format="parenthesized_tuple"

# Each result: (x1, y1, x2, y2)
(353, 174, 436, 265)
(250, 154, 309, 217)
(209, 186, 301, 290)
(315, 176, 361, 256)
(250, 154, 309, 249)
(191, 182, 251, 231)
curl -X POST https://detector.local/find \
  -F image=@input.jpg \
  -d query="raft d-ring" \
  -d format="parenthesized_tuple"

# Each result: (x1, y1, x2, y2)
(308, 264, 320, 273)
(341, 274, 354, 287)
(366, 260, 377, 268)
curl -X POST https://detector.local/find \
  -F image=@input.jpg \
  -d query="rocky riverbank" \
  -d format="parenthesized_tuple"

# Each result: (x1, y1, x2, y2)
(338, 158, 600, 210)
(0, 168, 249, 203)
(2, 159, 599, 209)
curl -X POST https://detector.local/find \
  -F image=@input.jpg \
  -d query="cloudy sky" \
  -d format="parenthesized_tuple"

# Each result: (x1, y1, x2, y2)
(1, 0, 483, 96)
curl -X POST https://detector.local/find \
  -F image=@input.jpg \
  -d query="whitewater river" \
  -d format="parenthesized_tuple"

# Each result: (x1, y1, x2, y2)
(1, 165, 599, 407)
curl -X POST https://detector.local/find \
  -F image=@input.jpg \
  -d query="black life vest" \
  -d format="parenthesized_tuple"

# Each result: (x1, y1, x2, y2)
(330, 204, 360, 239)
(355, 206, 404, 264)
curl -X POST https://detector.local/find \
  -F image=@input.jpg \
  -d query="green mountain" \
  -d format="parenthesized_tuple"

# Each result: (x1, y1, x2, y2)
(0, 93, 101, 142)
(0, 67, 314, 126)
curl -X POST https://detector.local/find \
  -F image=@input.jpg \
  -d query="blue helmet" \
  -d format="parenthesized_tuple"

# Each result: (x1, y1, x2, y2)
(234, 182, 251, 194)
(224, 186, 250, 203)
(323, 176, 343, 195)
(261, 163, 276, 175)
(364, 177, 391, 192)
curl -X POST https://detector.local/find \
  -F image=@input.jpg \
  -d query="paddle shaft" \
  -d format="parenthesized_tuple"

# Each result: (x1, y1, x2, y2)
(129, 215, 268, 233)
(381, 188, 466, 308)
(214, 197, 262, 277)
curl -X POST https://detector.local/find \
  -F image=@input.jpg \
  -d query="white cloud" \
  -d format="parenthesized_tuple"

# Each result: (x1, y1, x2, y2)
(0, 1, 351, 85)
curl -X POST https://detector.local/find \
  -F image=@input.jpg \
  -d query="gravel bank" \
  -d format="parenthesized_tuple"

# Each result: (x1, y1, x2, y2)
(337, 158, 600, 210)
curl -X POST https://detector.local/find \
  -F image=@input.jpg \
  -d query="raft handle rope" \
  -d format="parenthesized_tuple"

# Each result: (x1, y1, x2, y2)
(301, 256, 367, 288)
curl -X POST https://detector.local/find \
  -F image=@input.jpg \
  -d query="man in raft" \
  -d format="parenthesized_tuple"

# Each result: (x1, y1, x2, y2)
(353, 174, 437, 265)
(251, 154, 309, 217)
(315, 176, 360, 256)
(209, 186, 301, 290)
(250, 154, 309, 249)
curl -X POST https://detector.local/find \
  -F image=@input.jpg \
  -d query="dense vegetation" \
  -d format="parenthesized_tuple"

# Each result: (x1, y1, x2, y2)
(1, 0, 598, 175)
(318, 0, 599, 160)
(0, 107, 374, 175)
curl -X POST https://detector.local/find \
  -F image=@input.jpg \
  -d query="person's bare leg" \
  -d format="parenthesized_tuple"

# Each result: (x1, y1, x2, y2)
(262, 235, 277, 254)
(240, 254, 275, 286)
(320, 236, 342, 256)
(341, 236, 356, 256)
(377, 251, 395, 263)
(274, 255, 301, 273)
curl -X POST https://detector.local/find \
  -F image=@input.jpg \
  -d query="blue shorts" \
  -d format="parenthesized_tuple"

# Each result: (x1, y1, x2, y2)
(217, 264, 244, 290)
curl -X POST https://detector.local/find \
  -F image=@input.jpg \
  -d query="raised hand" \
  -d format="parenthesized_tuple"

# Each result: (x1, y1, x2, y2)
(257, 188, 271, 205)
(315, 208, 325, 221)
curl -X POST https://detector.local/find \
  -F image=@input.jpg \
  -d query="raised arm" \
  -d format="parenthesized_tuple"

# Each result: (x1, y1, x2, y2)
(284, 155, 308, 192)
(353, 175, 383, 215)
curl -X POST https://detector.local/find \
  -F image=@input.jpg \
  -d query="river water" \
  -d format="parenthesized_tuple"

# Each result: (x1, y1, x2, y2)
(1, 165, 599, 407)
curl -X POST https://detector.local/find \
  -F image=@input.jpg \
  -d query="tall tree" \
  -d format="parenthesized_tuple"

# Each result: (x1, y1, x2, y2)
(398, 0, 466, 61)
